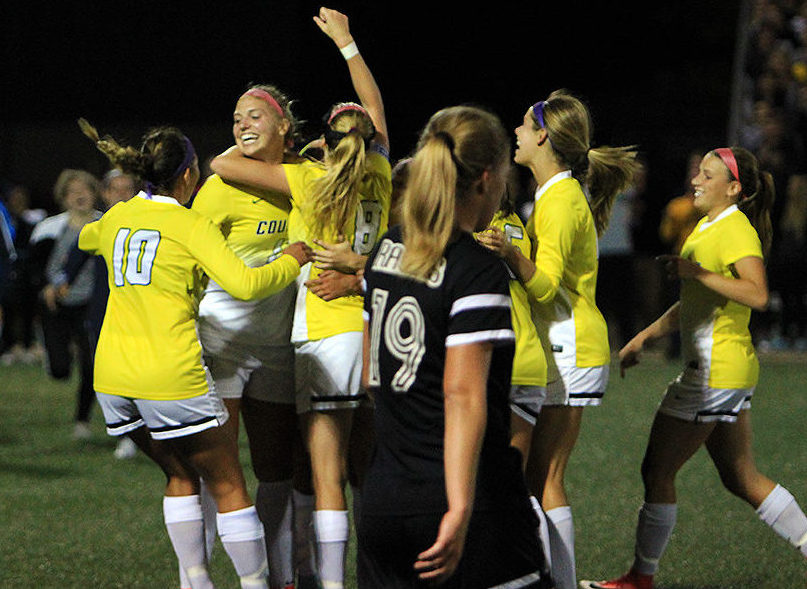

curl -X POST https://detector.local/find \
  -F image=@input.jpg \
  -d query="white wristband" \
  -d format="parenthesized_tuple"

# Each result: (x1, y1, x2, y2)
(340, 41, 359, 60)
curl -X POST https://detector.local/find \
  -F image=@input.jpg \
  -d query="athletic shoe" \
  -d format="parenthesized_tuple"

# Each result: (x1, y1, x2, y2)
(579, 571, 654, 589)
(113, 436, 138, 459)
(73, 421, 92, 440)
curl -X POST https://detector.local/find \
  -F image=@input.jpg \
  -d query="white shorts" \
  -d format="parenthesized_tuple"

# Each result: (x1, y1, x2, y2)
(96, 390, 229, 440)
(295, 331, 366, 413)
(658, 374, 753, 423)
(509, 385, 548, 426)
(203, 342, 295, 403)
(544, 364, 609, 407)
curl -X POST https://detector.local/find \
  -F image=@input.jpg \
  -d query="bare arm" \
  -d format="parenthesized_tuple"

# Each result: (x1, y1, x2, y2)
(619, 302, 681, 377)
(209, 146, 291, 195)
(313, 7, 389, 152)
(415, 342, 489, 582)
(658, 254, 769, 311)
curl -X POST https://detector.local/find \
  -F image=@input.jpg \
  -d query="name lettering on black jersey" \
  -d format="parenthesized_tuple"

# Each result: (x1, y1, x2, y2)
(371, 238, 446, 287)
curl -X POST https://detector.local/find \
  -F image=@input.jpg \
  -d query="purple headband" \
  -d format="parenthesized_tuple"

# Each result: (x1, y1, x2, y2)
(531, 100, 548, 128)
(144, 136, 196, 199)
(531, 100, 555, 148)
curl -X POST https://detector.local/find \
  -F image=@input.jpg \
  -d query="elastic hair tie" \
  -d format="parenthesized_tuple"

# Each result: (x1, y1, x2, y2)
(434, 131, 455, 152)
(242, 88, 285, 119)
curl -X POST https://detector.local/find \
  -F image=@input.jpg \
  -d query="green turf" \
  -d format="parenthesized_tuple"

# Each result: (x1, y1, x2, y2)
(1, 353, 804, 588)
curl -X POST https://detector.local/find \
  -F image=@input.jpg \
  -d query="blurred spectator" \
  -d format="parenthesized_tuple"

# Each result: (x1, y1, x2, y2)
(597, 163, 645, 348)
(29, 169, 102, 440)
(735, 0, 807, 348)
(1, 185, 46, 365)
(658, 149, 703, 359)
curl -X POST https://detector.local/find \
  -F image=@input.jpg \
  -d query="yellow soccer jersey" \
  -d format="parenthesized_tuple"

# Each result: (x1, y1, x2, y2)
(192, 174, 295, 345)
(78, 192, 301, 401)
(523, 172, 610, 370)
(192, 174, 291, 266)
(282, 151, 392, 342)
(679, 205, 762, 388)
(487, 212, 547, 387)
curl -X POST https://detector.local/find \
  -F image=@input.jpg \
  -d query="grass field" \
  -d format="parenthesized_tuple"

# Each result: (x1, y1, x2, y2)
(1, 353, 805, 588)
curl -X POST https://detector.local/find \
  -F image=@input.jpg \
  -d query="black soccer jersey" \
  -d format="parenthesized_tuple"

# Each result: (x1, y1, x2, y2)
(362, 225, 525, 516)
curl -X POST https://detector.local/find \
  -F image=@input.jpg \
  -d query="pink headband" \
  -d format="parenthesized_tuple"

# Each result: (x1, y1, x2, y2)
(327, 103, 369, 125)
(242, 88, 285, 119)
(714, 148, 740, 184)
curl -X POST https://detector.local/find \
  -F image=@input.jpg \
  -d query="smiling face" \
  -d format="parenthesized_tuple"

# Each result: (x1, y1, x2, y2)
(691, 152, 741, 218)
(232, 95, 289, 160)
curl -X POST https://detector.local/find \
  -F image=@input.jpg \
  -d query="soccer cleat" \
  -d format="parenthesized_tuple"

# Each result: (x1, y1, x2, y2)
(579, 571, 654, 589)
(73, 421, 92, 440)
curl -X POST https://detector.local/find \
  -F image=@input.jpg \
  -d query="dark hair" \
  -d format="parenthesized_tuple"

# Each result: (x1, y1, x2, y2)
(713, 146, 775, 257)
(79, 119, 195, 194)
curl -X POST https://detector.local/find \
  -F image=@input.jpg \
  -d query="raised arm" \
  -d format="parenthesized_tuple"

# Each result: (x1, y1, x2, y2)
(208, 146, 291, 195)
(314, 7, 389, 152)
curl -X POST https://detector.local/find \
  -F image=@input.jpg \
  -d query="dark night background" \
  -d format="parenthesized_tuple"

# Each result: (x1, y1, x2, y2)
(1, 1, 743, 254)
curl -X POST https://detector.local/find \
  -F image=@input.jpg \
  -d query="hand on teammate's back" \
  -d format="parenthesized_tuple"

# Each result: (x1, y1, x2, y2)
(283, 241, 314, 266)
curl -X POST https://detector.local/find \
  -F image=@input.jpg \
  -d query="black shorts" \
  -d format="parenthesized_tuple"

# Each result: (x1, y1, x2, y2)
(357, 502, 550, 589)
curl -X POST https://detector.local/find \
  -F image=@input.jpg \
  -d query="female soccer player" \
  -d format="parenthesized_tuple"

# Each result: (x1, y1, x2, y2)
(506, 90, 639, 589)
(209, 8, 390, 587)
(78, 120, 311, 589)
(581, 147, 807, 589)
(359, 105, 550, 589)
(192, 84, 314, 589)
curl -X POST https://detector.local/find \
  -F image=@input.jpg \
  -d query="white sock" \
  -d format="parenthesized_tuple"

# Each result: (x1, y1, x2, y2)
(529, 496, 553, 573)
(217, 506, 269, 589)
(545, 506, 576, 589)
(632, 502, 677, 575)
(163, 495, 215, 589)
(757, 484, 807, 557)
(256, 480, 294, 589)
(180, 482, 218, 588)
(313, 510, 349, 589)
(293, 490, 317, 580)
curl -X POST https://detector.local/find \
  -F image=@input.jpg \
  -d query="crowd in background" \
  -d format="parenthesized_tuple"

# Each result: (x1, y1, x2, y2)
(736, 0, 807, 350)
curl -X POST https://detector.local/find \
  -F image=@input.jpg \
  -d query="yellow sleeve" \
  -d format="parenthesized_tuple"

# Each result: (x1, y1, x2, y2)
(78, 219, 102, 255)
(187, 214, 299, 300)
(723, 218, 763, 266)
(192, 175, 229, 226)
(524, 196, 574, 303)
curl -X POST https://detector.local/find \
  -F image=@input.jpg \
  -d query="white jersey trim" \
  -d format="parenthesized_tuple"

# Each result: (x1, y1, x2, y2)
(445, 329, 515, 347)
(450, 293, 511, 316)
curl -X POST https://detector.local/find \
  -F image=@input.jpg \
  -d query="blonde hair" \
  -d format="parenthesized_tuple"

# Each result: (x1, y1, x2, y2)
(400, 105, 509, 281)
(539, 89, 640, 235)
(302, 104, 377, 240)
(53, 169, 100, 208)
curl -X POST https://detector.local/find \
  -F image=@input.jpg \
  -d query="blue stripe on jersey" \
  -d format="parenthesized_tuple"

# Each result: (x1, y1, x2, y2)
(449, 293, 510, 317)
